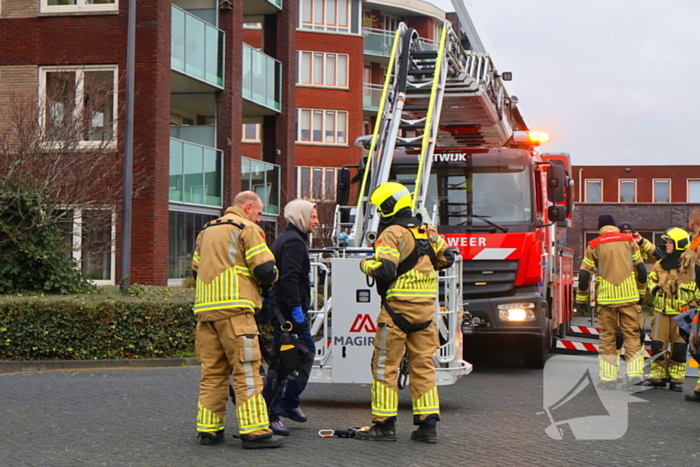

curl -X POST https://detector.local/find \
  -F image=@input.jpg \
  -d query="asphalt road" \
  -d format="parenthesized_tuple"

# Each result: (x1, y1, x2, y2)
(1, 353, 699, 467)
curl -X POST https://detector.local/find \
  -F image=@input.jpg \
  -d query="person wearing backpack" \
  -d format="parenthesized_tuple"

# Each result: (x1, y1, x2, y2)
(355, 182, 455, 444)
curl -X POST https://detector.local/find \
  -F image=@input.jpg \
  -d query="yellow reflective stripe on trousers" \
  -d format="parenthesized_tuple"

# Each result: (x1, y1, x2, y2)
(245, 243, 269, 260)
(599, 356, 618, 381)
(650, 360, 666, 381)
(371, 380, 398, 418)
(575, 292, 588, 303)
(668, 363, 687, 380)
(236, 393, 269, 434)
(583, 257, 595, 268)
(197, 400, 225, 432)
(412, 387, 440, 416)
(626, 354, 644, 378)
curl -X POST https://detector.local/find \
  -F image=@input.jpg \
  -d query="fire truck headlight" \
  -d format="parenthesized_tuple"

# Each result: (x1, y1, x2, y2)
(497, 302, 536, 321)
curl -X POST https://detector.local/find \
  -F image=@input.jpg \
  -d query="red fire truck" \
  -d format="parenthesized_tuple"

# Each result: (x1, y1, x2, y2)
(388, 139, 575, 368)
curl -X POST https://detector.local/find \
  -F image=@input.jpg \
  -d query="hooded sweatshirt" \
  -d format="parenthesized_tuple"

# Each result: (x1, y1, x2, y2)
(284, 200, 316, 233)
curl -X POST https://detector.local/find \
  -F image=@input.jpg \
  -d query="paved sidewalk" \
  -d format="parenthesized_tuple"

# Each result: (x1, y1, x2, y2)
(1, 356, 700, 466)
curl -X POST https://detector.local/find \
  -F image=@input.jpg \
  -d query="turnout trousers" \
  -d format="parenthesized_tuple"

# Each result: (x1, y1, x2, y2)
(195, 311, 272, 438)
(598, 303, 644, 382)
(370, 302, 440, 425)
(649, 312, 687, 383)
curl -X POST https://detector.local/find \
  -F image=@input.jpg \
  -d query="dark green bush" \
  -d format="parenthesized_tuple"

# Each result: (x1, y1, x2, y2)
(0, 286, 196, 360)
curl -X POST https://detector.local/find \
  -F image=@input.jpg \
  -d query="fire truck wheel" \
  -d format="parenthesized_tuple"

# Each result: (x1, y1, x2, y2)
(523, 335, 548, 369)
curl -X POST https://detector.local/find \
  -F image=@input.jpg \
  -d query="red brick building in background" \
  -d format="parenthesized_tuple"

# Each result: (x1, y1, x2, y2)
(0, 0, 451, 286)
(569, 165, 700, 267)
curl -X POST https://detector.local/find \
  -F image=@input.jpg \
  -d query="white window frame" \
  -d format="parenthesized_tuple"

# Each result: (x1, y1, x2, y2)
(652, 178, 671, 203)
(584, 179, 603, 203)
(618, 179, 637, 203)
(300, 0, 351, 33)
(297, 51, 349, 88)
(296, 108, 348, 146)
(41, 0, 118, 13)
(39, 65, 118, 148)
(66, 207, 116, 286)
(688, 179, 700, 203)
(242, 123, 261, 143)
(296, 166, 338, 200)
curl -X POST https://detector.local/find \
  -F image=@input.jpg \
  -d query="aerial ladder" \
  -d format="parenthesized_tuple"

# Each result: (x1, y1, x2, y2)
(309, 19, 516, 385)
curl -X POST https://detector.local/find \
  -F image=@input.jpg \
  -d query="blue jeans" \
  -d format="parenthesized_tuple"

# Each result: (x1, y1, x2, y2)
(262, 317, 316, 422)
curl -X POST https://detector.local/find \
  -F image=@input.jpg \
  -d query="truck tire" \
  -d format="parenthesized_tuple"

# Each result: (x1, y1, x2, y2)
(523, 334, 549, 369)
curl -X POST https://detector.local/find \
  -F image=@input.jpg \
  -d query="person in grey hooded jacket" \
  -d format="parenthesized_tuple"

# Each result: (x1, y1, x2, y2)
(262, 200, 320, 436)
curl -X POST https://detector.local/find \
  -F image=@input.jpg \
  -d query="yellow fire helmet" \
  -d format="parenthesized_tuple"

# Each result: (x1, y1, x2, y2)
(661, 227, 690, 251)
(370, 182, 412, 218)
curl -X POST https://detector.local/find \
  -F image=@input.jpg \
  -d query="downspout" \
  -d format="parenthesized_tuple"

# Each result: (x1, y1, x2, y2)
(578, 168, 583, 202)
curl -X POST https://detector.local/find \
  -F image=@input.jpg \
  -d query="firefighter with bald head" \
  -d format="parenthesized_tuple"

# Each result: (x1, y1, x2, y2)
(356, 182, 455, 443)
(192, 192, 284, 449)
(646, 227, 700, 391)
(576, 214, 647, 390)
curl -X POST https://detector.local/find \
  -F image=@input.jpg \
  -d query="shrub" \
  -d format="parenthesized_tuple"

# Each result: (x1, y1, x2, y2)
(0, 286, 196, 360)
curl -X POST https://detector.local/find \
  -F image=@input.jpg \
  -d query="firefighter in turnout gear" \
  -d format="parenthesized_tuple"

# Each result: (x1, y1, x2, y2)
(684, 208, 700, 401)
(355, 183, 455, 444)
(576, 215, 647, 390)
(192, 192, 285, 449)
(646, 227, 700, 391)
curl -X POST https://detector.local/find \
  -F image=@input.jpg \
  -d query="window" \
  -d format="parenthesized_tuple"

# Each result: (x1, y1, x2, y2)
(242, 124, 261, 143)
(298, 51, 348, 87)
(653, 179, 670, 203)
(297, 166, 338, 200)
(41, 0, 118, 13)
(300, 0, 350, 33)
(61, 208, 116, 284)
(296, 109, 348, 145)
(168, 210, 218, 280)
(619, 180, 636, 202)
(688, 180, 700, 202)
(41, 66, 117, 146)
(585, 179, 602, 203)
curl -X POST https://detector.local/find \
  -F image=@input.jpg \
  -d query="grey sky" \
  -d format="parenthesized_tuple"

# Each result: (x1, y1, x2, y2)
(426, 0, 700, 165)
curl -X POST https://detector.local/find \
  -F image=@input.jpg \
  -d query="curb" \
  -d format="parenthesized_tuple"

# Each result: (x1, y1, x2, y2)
(0, 357, 200, 375)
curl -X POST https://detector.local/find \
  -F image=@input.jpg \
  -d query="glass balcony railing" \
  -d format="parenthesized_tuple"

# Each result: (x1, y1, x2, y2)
(241, 157, 280, 215)
(363, 83, 384, 112)
(169, 138, 222, 207)
(171, 5, 224, 88)
(363, 28, 438, 57)
(242, 44, 282, 113)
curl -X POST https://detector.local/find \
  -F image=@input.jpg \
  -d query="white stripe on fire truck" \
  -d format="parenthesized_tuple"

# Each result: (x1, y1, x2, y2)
(569, 325, 652, 343)
(471, 248, 516, 260)
(555, 339, 653, 356)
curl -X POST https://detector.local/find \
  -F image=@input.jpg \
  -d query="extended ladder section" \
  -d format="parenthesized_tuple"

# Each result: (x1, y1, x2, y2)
(351, 22, 518, 247)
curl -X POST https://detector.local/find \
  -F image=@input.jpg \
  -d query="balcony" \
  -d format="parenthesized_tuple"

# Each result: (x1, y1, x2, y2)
(363, 83, 383, 112)
(242, 44, 282, 115)
(169, 138, 222, 208)
(243, 0, 282, 16)
(241, 157, 280, 215)
(363, 27, 437, 58)
(171, 5, 224, 90)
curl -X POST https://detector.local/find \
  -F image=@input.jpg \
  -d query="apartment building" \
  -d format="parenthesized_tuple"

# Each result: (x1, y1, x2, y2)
(570, 165, 700, 266)
(0, 0, 295, 285)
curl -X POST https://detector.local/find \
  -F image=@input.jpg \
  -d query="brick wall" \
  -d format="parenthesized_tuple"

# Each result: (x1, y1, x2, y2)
(0, 66, 37, 136)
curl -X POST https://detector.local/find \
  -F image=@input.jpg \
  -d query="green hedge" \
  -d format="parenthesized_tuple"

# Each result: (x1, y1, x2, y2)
(0, 286, 196, 360)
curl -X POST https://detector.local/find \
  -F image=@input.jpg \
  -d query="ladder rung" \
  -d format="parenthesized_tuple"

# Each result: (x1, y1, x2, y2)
(407, 68, 435, 76)
(399, 123, 426, 130)
(410, 51, 438, 59)
(395, 141, 422, 148)
(404, 105, 429, 111)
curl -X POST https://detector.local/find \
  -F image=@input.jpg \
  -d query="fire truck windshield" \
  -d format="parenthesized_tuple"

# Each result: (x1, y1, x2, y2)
(393, 163, 532, 230)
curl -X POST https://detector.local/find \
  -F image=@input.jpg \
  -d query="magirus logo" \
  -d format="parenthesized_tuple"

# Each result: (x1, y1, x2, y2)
(541, 355, 655, 440)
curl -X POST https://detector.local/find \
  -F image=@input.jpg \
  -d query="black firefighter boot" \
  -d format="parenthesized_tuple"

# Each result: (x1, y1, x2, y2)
(669, 382, 684, 392)
(356, 419, 396, 442)
(411, 415, 438, 444)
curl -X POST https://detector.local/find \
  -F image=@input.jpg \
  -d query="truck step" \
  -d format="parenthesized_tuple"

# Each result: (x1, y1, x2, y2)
(567, 325, 652, 344)
(554, 339, 652, 357)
